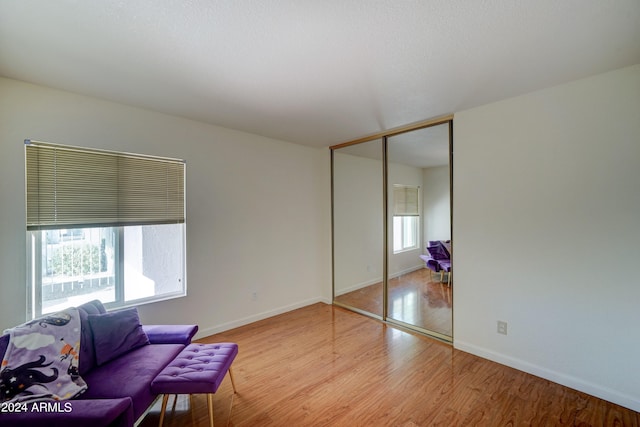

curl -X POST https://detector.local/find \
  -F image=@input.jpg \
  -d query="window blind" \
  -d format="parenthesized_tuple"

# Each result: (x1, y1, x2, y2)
(25, 140, 185, 230)
(393, 185, 419, 216)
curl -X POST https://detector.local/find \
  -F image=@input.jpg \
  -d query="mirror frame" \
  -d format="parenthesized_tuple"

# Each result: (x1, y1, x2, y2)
(331, 114, 454, 342)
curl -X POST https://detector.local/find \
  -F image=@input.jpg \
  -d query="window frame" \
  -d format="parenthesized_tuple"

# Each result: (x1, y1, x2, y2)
(25, 140, 186, 318)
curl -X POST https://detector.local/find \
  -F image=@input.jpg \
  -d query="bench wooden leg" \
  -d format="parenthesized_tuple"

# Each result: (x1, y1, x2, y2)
(158, 394, 169, 427)
(207, 393, 215, 427)
(190, 394, 196, 426)
(228, 367, 237, 393)
(170, 394, 178, 414)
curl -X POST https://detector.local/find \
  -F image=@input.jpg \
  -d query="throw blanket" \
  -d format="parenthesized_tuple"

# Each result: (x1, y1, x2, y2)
(0, 308, 87, 403)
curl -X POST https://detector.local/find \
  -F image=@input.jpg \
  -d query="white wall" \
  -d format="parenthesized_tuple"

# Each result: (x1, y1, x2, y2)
(453, 64, 640, 411)
(332, 151, 383, 294)
(422, 165, 450, 243)
(0, 77, 331, 336)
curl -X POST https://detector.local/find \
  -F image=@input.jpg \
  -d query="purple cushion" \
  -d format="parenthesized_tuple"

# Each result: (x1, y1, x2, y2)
(82, 343, 184, 421)
(440, 241, 451, 258)
(142, 324, 199, 345)
(427, 244, 449, 260)
(437, 259, 451, 272)
(428, 258, 443, 272)
(151, 343, 238, 395)
(77, 308, 96, 375)
(78, 299, 108, 374)
(79, 299, 107, 315)
(89, 308, 150, 366)
(0, 334, 8, 362)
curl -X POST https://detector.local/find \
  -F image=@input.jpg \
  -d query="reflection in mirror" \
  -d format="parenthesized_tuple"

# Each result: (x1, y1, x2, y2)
(332, 139, 383, 318)
(387, 123, 452, 337)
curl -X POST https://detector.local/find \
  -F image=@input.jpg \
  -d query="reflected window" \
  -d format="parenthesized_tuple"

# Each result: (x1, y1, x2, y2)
(392, 184, 419, 253)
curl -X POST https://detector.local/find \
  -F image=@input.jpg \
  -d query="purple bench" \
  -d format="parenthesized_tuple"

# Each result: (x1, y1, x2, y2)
(150, 343, 238, 427)
(419, 240, 452, 285)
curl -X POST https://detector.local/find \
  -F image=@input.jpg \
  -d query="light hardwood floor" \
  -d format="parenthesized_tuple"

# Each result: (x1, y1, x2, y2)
(334, 268, 452, 336)
(141, 303, 639, 426)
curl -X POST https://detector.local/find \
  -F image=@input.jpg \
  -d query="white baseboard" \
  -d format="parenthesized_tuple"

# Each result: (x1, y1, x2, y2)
(195, 296, 331, 339)
(454, 339, 640, 413)
(335, 277, 381, 296)
(335, 264, 426, 296)
(390, 264, 425, 279)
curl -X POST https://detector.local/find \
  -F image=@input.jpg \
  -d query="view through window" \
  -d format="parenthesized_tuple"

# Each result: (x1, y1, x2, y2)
(30, 224, 185, 316)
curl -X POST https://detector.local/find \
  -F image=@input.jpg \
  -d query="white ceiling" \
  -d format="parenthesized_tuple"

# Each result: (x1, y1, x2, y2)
(339, 122, 450, 168)
(1, 1, 639, 148)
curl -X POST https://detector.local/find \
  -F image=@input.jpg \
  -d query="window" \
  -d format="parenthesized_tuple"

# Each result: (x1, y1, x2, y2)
(392, 185, 419, 253)
(393, 216, 419, 252)
(25, 140, 186, 318)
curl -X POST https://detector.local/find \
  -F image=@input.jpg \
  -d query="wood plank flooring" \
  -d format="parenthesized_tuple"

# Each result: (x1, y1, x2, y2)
(334, 268, 452, 336)
(140, 303, 639, 427)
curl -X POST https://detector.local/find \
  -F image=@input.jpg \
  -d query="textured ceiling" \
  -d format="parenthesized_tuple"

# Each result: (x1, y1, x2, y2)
(1, 1, 639, 147)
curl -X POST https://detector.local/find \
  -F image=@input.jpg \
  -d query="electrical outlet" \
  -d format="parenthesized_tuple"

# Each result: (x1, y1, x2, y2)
(497, 321, 508, 335)
(251, 291, 258, 301)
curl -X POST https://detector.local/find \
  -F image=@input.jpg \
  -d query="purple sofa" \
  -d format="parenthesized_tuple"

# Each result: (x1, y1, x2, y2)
(419, 240, 452, 285)
(0, 300, 197, 427)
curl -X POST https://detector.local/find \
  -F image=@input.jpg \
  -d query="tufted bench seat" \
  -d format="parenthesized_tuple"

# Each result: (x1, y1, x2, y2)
(150, 342, 238, 427)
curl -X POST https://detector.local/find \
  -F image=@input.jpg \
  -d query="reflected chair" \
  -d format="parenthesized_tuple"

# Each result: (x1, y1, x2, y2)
(419, 240, 452, 286)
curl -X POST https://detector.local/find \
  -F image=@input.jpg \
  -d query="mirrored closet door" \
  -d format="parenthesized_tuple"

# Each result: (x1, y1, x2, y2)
(332, 118, 453, 341)
(386, 123, 452, 338)
(332, 139, 384, 318)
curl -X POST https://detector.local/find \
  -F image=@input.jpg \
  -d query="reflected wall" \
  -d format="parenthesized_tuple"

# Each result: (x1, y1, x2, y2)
(332, 139, 383, 318)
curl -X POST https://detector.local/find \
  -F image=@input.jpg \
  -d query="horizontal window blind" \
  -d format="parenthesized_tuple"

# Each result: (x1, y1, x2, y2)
(26, 140, 185, 230)
(393, 185, 419, 216)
